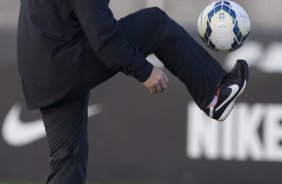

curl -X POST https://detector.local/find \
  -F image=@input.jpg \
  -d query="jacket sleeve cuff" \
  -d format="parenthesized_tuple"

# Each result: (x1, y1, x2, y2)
(135, 60, 154, 83)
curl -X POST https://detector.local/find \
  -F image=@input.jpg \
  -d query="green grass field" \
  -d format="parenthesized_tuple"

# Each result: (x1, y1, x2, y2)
(0, 181, 141, 184)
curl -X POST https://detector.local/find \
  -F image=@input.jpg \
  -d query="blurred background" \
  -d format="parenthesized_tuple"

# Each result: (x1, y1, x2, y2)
(0, 0, 282, 183)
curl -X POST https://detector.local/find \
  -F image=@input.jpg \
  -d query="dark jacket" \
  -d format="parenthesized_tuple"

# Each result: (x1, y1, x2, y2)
(17, 0, 153, 109)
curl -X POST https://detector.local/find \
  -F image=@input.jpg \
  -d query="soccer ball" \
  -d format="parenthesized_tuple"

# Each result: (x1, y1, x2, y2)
(197, 0, 251, 52)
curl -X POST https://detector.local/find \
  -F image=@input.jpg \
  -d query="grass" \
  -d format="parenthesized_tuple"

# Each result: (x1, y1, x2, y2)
(0, 181, 142, 184)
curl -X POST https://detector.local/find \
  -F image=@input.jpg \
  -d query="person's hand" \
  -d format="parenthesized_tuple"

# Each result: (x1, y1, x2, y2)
(143, 67, 169, 94)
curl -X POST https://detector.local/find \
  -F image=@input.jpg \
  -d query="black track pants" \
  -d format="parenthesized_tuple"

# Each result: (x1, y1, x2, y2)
(40, 7, 226, 184)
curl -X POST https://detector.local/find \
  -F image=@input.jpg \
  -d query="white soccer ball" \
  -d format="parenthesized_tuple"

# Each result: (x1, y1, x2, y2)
(197, 0, 251, 52)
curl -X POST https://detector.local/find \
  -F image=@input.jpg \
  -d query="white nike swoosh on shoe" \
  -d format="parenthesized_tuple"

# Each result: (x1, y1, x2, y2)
(2, 103, 103, 147)
(217, 80, 247, 121)
(215, 84, 239, 111)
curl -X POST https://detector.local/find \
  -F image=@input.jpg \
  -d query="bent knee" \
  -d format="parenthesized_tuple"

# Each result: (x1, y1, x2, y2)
(146, 7, 180, 40)
(146, 7, 169, 24)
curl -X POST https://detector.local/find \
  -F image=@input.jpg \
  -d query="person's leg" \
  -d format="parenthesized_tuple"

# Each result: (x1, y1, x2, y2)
(65, 41, 119, 98)
(40, 92, 90, 184)
(118, 7, 227, 109)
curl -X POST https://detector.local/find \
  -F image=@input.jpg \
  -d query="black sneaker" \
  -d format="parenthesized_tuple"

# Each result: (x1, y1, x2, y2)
(205, 59, 249, 121)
